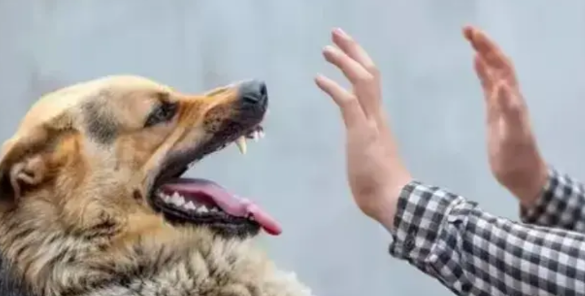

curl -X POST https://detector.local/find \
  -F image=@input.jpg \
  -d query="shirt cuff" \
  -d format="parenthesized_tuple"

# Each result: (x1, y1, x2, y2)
(519, 167, 556, 224)
(519, 167, 585, 232)
(388, 180, 464, 264)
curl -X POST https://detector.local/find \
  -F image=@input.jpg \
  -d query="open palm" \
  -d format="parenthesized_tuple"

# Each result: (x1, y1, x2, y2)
(464, 26, 547, 204)
(314, 29, 411, 228)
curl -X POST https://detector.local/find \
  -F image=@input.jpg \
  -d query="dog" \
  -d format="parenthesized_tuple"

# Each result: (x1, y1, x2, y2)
(0, 76, 314, 296)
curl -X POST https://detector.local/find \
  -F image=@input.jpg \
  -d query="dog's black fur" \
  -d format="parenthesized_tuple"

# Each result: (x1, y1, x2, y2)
(0, 255, 31, 296)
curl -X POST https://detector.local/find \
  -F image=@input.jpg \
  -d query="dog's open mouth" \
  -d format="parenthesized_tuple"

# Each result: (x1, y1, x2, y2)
(151, 125, 281, 236)
(148, 83, 280, 237)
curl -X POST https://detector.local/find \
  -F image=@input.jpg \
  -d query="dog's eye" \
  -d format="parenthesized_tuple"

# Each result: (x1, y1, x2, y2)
(144, 99, 178, 128)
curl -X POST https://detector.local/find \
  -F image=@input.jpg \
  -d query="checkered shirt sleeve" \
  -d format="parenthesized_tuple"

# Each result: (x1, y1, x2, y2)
(388, 180, 585, 296)
(520, 167, 585, 232)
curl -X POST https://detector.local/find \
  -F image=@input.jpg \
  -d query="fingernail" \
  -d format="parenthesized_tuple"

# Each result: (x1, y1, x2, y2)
(323, 45, 335, 55)
(334, 28, 348, 38)
(462, 26, 472, 39)
(315, 73, 328, 81)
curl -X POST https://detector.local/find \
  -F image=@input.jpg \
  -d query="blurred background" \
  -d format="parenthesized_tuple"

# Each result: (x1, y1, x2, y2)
(1, 0, 585, 295)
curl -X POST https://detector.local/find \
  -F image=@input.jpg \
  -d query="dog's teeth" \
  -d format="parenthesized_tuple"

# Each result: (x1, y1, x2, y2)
(196, 205, 209, 213)
(159, 193, 171, 203)
(210, 207, 219, 212)
(184, 201, 196, 211)
(235, 136, 247, 155)
(258, 130, 265, 139)
(252, 131, 260, 142)
(171, 192, 185, 206)
(248, 215, 255, 221)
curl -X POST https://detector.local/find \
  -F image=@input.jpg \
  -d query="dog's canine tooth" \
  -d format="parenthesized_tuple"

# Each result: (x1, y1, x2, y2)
(235, 136, 247, 154)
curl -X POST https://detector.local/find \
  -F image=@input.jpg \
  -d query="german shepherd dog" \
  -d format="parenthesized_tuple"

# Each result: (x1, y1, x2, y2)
(0, 76, 313, 296)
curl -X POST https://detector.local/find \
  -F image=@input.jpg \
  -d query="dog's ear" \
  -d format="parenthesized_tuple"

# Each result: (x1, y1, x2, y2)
(0, 127, 53, 205)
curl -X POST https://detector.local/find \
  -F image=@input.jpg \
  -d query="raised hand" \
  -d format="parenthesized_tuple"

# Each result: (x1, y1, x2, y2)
(464, 26, 548, 205)
(315, 28, 411, 229)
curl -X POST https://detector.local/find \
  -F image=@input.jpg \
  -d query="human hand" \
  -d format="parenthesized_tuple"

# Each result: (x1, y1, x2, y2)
(464, 26, 548, 205)
(315, 28, 411, 230)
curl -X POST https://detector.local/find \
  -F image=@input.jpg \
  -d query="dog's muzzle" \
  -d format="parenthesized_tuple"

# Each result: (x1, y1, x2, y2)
(147, 80, 281, 238)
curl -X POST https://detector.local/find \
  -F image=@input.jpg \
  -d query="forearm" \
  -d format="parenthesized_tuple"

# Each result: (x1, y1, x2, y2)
(388, 180, 585, 296)
(520, 167, 585, 232)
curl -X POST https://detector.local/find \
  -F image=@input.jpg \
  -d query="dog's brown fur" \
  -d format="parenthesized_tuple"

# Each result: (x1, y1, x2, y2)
(0, 76, 312, 296)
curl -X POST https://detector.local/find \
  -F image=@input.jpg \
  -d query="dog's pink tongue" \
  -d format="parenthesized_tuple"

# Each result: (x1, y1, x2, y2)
(161, 179, 282, 235)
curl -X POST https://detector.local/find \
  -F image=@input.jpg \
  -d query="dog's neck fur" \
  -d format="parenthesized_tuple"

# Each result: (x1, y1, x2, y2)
(0, 195, 313, 296)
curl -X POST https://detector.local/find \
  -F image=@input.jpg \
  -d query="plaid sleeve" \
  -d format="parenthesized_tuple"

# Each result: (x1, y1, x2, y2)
(520, 167, 585, 232)
(389, 180, 585, 296)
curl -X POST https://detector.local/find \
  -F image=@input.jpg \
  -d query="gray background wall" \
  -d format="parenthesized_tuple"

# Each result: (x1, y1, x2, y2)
(1, 0, 584, 295)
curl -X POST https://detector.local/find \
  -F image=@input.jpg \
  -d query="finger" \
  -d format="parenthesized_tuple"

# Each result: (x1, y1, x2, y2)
(464, 26, 519, 87)
(315, 74, 366, 127)
(476, 56, 501, 123)
(331, 28, 378, 75)
(474, 55, 494, 95)
(330, 28, 382, 119)
(322, 45, 375, 92)
(463, 26, 508, 70)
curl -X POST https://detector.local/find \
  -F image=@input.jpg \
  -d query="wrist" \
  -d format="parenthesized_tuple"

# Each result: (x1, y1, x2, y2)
(374, 197, 398, 233)
(510, 162, 548, 207)
(372, 174, 412, 232)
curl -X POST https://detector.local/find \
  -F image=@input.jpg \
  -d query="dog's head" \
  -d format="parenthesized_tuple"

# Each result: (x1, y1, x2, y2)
(0, 75, 280, 239)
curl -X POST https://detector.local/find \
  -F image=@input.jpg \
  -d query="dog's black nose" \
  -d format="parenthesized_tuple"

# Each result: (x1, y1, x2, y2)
(239, 80, 267, 105)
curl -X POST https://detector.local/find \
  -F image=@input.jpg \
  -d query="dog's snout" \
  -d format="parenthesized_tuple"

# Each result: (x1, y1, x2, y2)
(239, 80, 267, 105)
